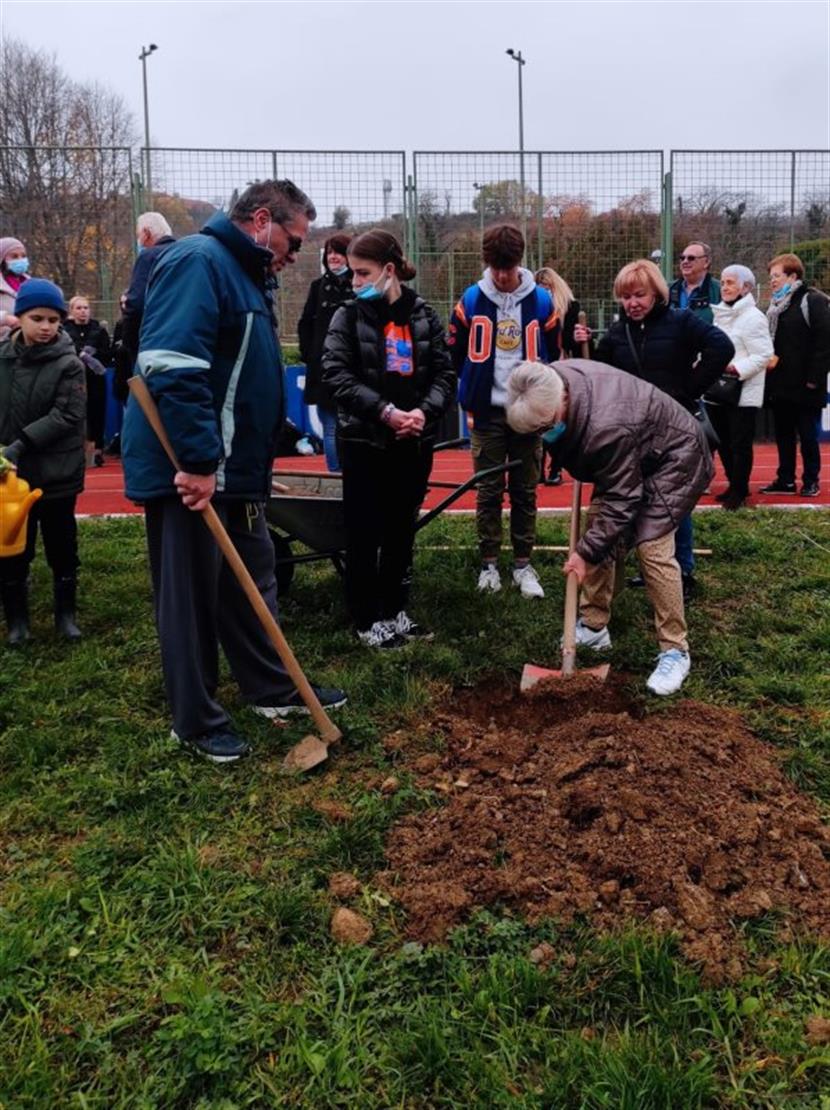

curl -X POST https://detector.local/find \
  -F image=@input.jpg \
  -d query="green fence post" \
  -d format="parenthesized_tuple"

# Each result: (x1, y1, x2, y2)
(536, 152, 543, 270)
(661, 165, 673, 282)
(789, 150, 796, 250)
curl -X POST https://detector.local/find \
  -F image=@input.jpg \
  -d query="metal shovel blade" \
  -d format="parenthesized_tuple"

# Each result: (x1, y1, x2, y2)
(520, 661, 611, 693)
(280, 734, 331, 774)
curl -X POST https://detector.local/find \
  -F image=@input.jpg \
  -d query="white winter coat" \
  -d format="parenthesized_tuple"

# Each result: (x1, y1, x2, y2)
(711, 294, 774, 408)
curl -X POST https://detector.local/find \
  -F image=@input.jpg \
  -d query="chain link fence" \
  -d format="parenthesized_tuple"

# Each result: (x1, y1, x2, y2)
(1, 145, 828, 338)
(669, 150, 830, 302)
(0, 145, 135, 326)
(144, 148, 407, 340)
(412, 150, 664, 330)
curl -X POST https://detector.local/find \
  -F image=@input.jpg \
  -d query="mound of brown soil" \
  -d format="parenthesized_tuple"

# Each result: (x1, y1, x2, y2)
(377, 676, 830, 980)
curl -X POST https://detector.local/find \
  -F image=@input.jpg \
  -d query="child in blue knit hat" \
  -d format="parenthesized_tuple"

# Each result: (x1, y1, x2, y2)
(0, 279, 87, 644)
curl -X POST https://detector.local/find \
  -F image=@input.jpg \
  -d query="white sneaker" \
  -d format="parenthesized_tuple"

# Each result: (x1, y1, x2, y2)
(477, 564, 502, 592)
(357, 621, 405, 649)
(393, 610, 433, 640)
(512, 563, 545, 599)
(646, 649, 691, 696)
(572, 618, 612, 650)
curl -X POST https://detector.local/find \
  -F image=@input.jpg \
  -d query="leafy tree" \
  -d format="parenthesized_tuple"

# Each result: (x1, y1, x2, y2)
(332, 205, 351, 229)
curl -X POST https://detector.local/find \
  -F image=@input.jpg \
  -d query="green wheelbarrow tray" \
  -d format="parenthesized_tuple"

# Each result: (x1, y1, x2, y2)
(266, 441, 521, 594)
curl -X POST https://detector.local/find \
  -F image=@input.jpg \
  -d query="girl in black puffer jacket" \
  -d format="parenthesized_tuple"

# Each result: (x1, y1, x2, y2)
(322, 229, 456, 648)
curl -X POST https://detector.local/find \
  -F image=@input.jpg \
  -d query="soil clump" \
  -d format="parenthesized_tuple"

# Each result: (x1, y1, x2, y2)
(377, 676, 830, 980)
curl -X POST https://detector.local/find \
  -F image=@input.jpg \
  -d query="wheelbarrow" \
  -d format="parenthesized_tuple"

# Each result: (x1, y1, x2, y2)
(266, 438, 521, 594)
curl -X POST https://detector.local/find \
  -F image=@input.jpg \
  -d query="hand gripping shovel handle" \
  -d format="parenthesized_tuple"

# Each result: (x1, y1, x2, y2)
(129, 377, 341, 745)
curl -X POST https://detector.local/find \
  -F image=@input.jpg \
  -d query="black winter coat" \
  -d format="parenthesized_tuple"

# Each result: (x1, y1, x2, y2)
(0, 330, 86, 498)
(322, 292, 456, 448)
(594, 302, 734, 412)
(297, 269, 353, 406)
(63, 317, 112, 366)
(766, 286, 830, 410)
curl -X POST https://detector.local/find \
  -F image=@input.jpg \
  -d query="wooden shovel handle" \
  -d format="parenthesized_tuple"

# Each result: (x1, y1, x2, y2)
(129, 376, 341, 744)
(561, 478, 583, 677)
(578, 309, 590, 360)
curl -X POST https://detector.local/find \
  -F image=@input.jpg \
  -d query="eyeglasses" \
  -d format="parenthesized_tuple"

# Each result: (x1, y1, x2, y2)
(279, 224, 303, 254)
(679, 254, 706, 262)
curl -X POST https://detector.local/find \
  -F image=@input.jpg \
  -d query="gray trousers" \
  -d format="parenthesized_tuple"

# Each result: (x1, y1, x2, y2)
(145, 497, 295, 739)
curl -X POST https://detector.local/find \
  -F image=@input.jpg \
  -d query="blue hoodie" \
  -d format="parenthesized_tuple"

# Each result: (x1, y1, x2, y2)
(122, 212, 284, 501)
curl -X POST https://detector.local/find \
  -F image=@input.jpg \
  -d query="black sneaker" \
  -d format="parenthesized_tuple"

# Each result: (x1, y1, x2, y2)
(252, 685, 348, 719)
(801, 482, 820, 497)
(171, 727, 250, 763)
(760, 480, 796, 494)
(682, 573, 697, 602)
(627, 574, 646, 589)
(714, 489, 732, 503)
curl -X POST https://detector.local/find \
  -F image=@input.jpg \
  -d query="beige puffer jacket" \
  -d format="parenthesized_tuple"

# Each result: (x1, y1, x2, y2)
(553, 360, 714, 564)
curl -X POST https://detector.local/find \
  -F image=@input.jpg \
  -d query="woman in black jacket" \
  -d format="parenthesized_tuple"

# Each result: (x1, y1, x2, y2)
(762, 252, 830, 497)
(574, 259, 733, 597)
(322, 229, 456, 648)
(63, 295, 111, 468)
(297, 233, 353, 471)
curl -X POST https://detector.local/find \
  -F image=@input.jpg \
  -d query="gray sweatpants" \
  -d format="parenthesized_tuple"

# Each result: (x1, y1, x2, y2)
(145, 497, 295, 739)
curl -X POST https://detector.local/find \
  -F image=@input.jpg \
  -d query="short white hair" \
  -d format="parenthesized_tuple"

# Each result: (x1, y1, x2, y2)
(721, 264, 756, 294)
(505, 361, 565, 434)
(136, 211, 172, 241)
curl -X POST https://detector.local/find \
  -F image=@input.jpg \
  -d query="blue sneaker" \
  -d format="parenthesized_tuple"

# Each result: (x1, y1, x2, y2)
(252, 685, 347, 719)
(171, 728, 250, 763)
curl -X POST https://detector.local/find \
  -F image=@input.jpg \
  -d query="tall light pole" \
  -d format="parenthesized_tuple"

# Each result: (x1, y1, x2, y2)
(505, 48, 526, 248)
(139, 43, 158, 205)
(473, 182, 485, 244)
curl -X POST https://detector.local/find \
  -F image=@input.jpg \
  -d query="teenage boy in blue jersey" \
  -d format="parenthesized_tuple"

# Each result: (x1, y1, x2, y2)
(449, 224, 561, 598)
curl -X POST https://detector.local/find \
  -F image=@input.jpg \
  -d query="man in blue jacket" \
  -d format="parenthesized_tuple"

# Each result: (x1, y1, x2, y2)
(123, 180, 346, 763)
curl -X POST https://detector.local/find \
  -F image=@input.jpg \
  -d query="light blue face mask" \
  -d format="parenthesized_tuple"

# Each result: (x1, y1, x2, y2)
(354, 270, 391, 302)
(7, 257, 29, 276)
(542, 421, 566, 446)
(332, 265, 349, 277)
(136, 241, 145, 254)
(772, 283, 792, 301)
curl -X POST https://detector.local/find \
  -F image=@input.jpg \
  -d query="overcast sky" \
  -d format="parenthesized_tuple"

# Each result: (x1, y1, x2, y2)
(2, 0, 829, 154)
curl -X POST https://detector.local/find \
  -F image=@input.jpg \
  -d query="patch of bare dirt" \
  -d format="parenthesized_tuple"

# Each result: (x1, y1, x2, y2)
(377, 676, 830, 981)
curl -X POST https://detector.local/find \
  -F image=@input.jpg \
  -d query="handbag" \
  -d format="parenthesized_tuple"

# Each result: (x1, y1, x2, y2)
(703, 373, 742, 406)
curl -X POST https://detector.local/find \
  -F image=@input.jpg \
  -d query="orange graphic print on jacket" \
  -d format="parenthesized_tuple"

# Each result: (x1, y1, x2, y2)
(384, 322, 414, 376)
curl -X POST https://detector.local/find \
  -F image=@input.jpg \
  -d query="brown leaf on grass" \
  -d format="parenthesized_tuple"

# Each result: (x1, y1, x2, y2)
(328, 872, 362, 899)
(330, 908, 373, 945)
(805, 1016, 830, 1045)
(312, 800, 353, 822)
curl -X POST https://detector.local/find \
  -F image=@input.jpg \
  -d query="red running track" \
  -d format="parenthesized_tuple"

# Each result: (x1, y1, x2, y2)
(78, 443, 830, 517)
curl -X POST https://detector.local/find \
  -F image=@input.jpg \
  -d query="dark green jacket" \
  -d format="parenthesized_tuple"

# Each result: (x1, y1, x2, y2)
(0, 329, 86, 498)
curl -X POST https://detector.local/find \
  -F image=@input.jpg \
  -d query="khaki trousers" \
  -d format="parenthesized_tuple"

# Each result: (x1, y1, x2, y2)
(579, 528, 688, 654)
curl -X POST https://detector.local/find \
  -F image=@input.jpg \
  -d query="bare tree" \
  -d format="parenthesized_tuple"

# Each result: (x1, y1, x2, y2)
(0, 36, 138, 308)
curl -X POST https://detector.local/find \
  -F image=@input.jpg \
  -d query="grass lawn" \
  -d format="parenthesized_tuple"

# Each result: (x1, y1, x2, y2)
(1, 508, 830, 1108)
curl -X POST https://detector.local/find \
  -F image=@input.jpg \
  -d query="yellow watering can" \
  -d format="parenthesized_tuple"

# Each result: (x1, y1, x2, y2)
(0, 470, 43, 558)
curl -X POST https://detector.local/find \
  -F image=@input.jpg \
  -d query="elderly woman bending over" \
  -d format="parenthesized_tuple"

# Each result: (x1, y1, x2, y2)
(506, 360, 713, 696)
(707, 265, 774, 509)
